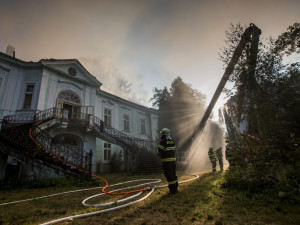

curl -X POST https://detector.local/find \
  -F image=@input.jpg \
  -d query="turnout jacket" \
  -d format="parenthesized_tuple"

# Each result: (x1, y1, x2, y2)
(208, 149, 216, 162)
(216, 148, 223, 159)
(157, 135, 176, 162)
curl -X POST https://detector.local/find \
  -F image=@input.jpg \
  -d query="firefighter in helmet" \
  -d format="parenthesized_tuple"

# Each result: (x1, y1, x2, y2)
(208, 146, 217, 172)
(157, 128, 178, 194)
(216, 147, 223, 171)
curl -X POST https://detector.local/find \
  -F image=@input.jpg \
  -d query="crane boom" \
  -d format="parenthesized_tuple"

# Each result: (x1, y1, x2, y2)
(192, 23, 261, 140)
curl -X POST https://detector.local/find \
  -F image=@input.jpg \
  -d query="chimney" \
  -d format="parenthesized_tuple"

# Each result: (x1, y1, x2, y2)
(5, 45, 15, 57)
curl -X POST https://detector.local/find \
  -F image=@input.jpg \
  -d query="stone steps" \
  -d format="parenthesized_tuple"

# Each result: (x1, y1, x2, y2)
(134, 149, 163, 174)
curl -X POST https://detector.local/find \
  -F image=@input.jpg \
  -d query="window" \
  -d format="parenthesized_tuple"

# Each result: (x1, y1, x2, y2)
(104, 108, 112, 127)
(23, 84, 34, 109)
(141, 118, 146, 134)
(58, 90, 80, 104)
(123, 114, 130, 131)
(104, 142, 111, 161)
(68, 67, 77, 76)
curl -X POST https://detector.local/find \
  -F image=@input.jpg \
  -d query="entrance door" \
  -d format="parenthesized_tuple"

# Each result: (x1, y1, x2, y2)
(61, 103, 81, 119)
(56, 90, 81, 119)
(63, 103, 73, 119)
(56, 91, 93, 120)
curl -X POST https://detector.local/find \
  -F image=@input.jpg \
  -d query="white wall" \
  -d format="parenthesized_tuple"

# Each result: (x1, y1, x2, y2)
(0, 55, 158, 174)
(0, 63, 41, 117)
(94, 92, 158, 167)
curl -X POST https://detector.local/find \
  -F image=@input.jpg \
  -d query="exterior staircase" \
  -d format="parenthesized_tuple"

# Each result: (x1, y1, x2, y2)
(1, 110, 92, 177)
(0, 107, 162, 177)
(134, 149, 163, 174)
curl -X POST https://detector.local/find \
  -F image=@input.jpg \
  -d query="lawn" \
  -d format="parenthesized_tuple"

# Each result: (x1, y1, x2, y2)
(0, 171, 299, 225)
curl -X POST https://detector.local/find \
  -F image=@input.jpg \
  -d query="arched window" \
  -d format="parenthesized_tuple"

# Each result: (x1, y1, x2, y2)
(56, 90, 93, 119)
(56, 91, 81, 119)
(57, 90, 80, 105)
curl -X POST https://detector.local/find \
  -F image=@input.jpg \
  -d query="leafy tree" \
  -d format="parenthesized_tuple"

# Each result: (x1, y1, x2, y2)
(220, 23, 300, 194)
(274, 23, 300, 55)
(150, 76, 208, 151)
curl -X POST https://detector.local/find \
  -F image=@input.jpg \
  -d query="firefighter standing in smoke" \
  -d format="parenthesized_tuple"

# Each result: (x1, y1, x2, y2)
(157, 128, 178, 194)
(216, 147, 223, 171)
(208, 146, 217, 172)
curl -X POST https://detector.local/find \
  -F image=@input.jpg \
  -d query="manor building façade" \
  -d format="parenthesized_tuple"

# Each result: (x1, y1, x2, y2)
(0, 51, 159, 181)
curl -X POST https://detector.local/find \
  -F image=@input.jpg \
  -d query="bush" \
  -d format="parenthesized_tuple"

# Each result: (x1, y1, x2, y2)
(224, 135, 300, 196)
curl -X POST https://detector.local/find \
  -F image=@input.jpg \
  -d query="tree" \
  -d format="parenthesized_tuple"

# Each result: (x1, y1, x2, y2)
(274, 23, 300, 55)
(150, 76, 207, 151)
(220, 23, 300, 193)
(219, 23, 299, 137)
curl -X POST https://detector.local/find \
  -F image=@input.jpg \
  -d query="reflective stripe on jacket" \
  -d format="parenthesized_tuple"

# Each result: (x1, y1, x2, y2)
(157, 136, 176, 162)
(208, 150, 216, 161)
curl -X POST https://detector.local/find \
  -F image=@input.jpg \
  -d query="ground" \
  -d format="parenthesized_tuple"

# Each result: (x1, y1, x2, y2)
(0, 171, 299, 225)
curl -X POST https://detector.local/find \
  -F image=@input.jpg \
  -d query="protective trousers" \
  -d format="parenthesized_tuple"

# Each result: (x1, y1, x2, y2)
(218, 157, 223, 171)
(211, 159, 217, 172)
(162, 161, 178, 193)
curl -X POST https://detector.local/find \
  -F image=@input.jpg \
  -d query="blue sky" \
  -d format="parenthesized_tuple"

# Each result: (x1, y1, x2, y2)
(1, 0, 299, 121)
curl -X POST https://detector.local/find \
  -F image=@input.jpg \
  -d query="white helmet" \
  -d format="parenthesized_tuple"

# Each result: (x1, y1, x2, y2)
(160, 128, 170, 136)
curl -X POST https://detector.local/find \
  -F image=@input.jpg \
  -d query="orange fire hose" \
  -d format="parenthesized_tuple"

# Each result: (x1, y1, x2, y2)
(29, 121, 147, 195)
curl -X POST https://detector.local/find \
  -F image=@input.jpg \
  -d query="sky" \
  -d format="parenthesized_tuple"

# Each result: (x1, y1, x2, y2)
(1, 0, 300, 122)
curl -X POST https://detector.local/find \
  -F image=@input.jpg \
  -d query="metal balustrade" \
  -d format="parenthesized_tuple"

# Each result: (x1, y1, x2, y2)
(1, 112, 35, 130)
(176, 151, 188, 165)
(90, 115, 157, 155)
(31, 113, 91, 170)
(1, 107, 158, 174)
(35, 108, 62, 121)
(0, 108, 91, 173)
(34, 108, 157, 156)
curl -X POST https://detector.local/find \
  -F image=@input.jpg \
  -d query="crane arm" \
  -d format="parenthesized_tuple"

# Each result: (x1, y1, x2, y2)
(192, 23, 261, 140)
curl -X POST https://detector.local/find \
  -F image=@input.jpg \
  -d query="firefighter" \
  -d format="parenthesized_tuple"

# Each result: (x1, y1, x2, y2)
(208, 146, 217, 172)
(157, 128, 178, 194)
(216, 147, 223, 171)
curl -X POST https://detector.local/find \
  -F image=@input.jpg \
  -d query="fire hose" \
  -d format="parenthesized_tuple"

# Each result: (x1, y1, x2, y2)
(0, 123, 200, 224)
(0, 175, 199, 224)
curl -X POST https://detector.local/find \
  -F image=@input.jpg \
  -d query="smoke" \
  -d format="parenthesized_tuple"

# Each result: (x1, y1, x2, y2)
(184, 121, 227, 173)
(79, 57, 149, 106)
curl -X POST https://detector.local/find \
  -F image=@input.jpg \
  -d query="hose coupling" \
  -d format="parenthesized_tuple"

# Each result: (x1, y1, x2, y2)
(146, 185, 156, 191)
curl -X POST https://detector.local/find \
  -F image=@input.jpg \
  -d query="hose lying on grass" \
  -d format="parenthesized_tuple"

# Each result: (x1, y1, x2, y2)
(0, 174, 199, 225)
(2, 125, 200, 224)
(41, 174, 199, 225)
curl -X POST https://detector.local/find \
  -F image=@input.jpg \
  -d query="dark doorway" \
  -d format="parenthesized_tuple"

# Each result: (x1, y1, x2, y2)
(63, 103, 73, 118)
(4, 157, 21, 184)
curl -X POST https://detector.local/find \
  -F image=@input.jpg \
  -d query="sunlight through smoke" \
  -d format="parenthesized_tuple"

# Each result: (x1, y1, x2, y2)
(184, 121, 227, 173)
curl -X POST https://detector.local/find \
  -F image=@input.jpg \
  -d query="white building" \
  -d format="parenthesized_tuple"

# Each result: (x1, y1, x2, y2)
(0, 51, 159, 181)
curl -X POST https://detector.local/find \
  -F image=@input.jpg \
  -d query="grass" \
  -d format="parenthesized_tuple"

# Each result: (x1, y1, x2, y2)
(0, 171, 299, 225)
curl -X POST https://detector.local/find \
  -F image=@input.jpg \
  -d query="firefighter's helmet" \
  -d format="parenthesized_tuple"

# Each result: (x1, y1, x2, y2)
(209, 146, 213, 150)
(160, 128, 170, 136)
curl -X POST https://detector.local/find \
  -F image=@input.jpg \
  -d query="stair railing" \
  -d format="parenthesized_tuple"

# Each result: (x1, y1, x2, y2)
(1, 112, 35, 131)
(1, 107, 158, 171)
(89, 115, 157, 154)
(31, 111, 89, 169)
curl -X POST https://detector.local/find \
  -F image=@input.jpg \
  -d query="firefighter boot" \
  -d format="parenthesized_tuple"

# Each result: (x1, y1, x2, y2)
(169, 184, 178, 194)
